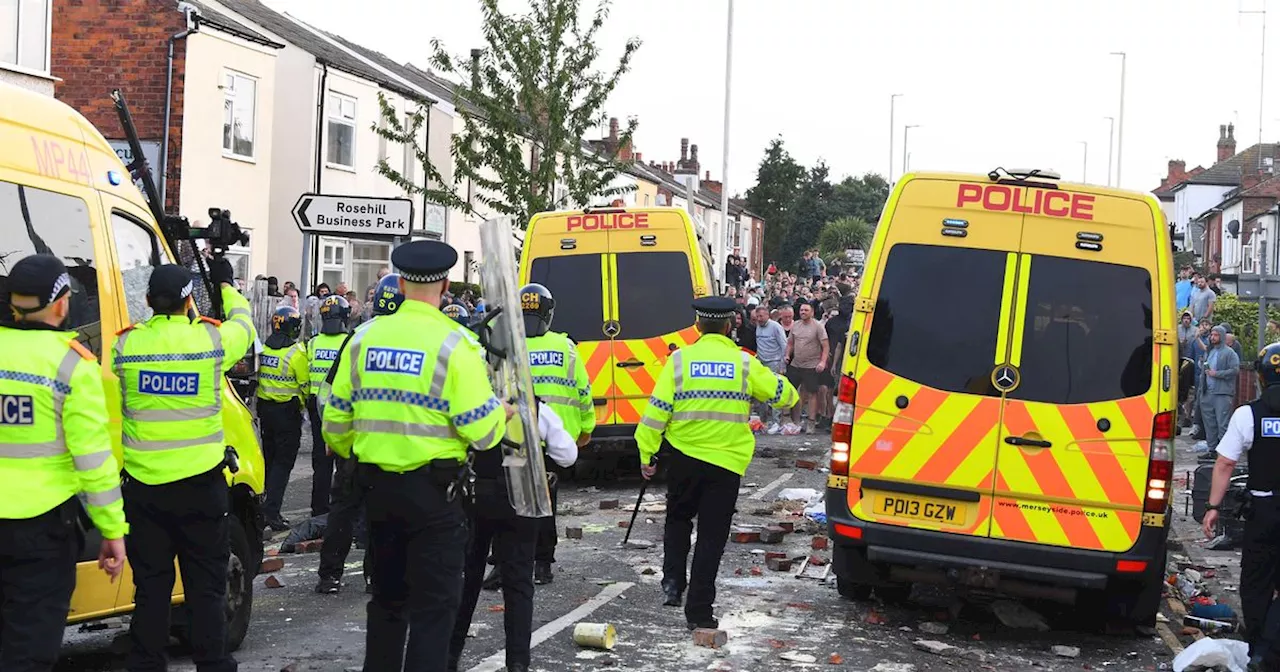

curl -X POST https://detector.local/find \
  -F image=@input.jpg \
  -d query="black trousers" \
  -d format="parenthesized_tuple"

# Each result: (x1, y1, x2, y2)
(260, 398, 302, 521)
(662, 449, 740, 623)
(124, 467, 235, 672)
(1242, 497, 1280, 667)
(362, 466, 467, 672)
(319, 455, 371, 582)
(308, 398, 334, 518)
(535, 474, 558, 564)
(449, 480, 537, 671)
(0, 498, 80, 672)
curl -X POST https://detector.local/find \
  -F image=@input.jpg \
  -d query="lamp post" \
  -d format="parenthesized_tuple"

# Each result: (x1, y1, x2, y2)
(903, 124, 919, 178)
(1110, 51, 1126, 186)
(1241, 6, 1267, 166)
(1103, 116, 1115, 186)
(889, 94, 902, 180)
(718, 0, 734, 287)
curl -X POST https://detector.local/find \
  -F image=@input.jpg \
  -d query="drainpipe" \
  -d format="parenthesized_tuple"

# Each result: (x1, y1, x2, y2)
(300, 61, 329, 298)
(161, 6, 197, 210)
(422, 99, 435, 241)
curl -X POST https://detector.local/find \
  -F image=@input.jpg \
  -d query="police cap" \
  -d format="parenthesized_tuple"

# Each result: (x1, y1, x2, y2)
(391, 240, 457, 284)
(693, 296, 737, 320)
(8, 254, 72, 311)
(148, 264, 195, 304)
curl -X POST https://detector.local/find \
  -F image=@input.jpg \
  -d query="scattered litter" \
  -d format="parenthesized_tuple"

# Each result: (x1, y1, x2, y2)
(827, 653, 843, 665)
(913, 639, 958, 656)
(692, 628, 728, 649)
(731, 530, 762, 544)
(750, 567, 763, 576)
(795, 459, 818, 470)
(766, 557, 792, 572)
(566, 527, 584, 540)
(599, 500, 619, 510)
(640, 567, 657, 576)
(990, 600, 1050, 632)
(918, 622, 949, 635)
(760, 527, 788, 544)
(870, 664, 916, 672)
(580, 486, 600, 493)
(1051, 645, 1080, 658)
(863, 609, 887, 625)
(1157, 613, 1171, 623)
(264, 575, 284, 589)
(1171, 637, 1249, 672)
(779, 652, 817, 663)
(811, 536, 829, 550)
(488, 605, 505, 613)
(572, 622, 616, 650)
(618, 521, 630, 528)
(804, 500, 827, 524)
(639, 502, 667, 513)
(777, 488, 820, 503)
(259, 557, 284, 574)
(621, 539, 654, 549)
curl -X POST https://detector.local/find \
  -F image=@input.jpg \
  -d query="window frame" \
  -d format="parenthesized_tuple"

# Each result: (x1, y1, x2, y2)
(221, 70, 258, 161)
(326, 91, 358, 170)
(109, 209, 171, 325)
(0, 0, 50, 76)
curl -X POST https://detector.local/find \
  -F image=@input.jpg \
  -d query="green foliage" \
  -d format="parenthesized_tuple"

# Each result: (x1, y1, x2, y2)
(1209, 293, 1280, 356)
(829, 173, 891, 225)
(372, 93, 471, 215)
(780, 162, 833, 272)
(449, 281, 483, 298)
(1173, 250, 1199, 273)
(430, 0, 641, 227)
(746, 137, 805, 267)
(817, 217, 874, 262)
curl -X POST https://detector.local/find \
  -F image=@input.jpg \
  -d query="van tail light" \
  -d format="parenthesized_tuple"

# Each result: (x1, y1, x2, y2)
(1144, 411, 1174, 513)
(831, 374, 857, 477)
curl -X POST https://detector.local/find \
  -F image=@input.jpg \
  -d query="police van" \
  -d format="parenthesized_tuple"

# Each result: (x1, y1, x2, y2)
(0, 82, 264, 650)
(828, 169, 1175, 628)
(519, 207, 715, 461)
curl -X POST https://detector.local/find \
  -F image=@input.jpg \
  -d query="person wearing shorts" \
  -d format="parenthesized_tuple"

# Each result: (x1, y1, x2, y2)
(785, 303, 828, 433)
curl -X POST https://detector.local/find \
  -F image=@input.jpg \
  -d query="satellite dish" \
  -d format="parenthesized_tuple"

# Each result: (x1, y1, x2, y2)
(1228, 219, 1241, 238)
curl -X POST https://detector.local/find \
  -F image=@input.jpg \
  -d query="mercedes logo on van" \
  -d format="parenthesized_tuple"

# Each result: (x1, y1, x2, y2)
(603, 320, 621, 338)
(991, 365, 1020, 392)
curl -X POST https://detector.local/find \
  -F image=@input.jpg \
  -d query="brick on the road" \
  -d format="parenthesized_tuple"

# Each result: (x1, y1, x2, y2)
(692, 628, 728, 648)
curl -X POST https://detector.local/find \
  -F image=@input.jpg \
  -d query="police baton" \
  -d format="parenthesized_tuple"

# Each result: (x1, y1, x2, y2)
(620, 458, 657, 549)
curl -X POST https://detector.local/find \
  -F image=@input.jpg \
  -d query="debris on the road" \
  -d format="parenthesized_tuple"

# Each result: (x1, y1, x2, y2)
(750, 567, 763, 576)
(870, 664, 916, 672)
(640, 566, 657, 575)
(599, 499, 619, 510)
(811, 536, 829, 550)
(566, 526, 584, 539)
(912, 639, 958, 656)
(618, 521, 629, 528)
(777, 488, 819, 502)
(280, 515, 327, 552)
(692, 628, 728, 649)
(918, 621, 949, 635)
(760, 526, 788, 544)
(488, 605, 505, 612)
(572, 622, 617, 650)
(293, 539, 323, 554)
(766, 557, 793, 572)
(1171, 637, 1249, 672)
(779, 651, 817, 663)
(827, 653, 843, 665)
(264, 575, 284, 589)
(990, 599, 1050, 632)
(807, 555, 827, 566)
(1051, 645, 1080, 658)
(776, 521, 795, 532)
(795, 459, 818, 470)
(731, 529, 762, 543)
(260, 557, 285, 573)
(622, 539, 655, 549)
(863, 609, 887, 625)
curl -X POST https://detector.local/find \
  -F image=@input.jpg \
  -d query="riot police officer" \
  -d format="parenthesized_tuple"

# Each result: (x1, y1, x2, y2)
(0, 254, 127, 671)
(322, 241, 510, 672)
(1205, 342, 1280, 671)
(258, 306, 308, 531)
(442, 302, 469, 326)
(307, 295, 350, 519)
(112, 259, 255, 672)
(636, 296, 798, 630)
(315, 273, 402, 594)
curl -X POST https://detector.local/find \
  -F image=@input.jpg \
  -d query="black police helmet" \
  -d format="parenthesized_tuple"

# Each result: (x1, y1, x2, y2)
(271, 305, 302, 340)
(319, 295, 351, 334)
(520, 283, 555, 337)
(373, 273, 404, 317)
(1258, 342, 1280, 388)
(442, 302, 469, 325)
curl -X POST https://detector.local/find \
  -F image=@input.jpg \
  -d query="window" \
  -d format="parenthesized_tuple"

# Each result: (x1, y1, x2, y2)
(327, 92, 357, 168)
(866, 244, 1005, 395)
(529, 255, 604, 343)
(222, 71, 257, 159)
(403, 109, 417, 186)
(111, 212, 173, 324)
(223, 230, 251, 287)
(0, 0, 48, 73)
(351, 242, 390, 299)
(614, 251, 695, 340)
(0, 180, 101, 354)
(1010, 256, 1153, 404)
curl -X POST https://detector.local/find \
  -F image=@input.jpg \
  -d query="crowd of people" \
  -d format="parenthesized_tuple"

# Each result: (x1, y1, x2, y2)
(721, 251, 862, 436)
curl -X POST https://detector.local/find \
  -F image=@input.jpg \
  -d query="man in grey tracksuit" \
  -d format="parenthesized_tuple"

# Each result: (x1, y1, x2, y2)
(1201, 324, 1240, 452)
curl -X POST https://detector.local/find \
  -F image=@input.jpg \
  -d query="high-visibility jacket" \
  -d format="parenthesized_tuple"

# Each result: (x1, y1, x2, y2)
(528, 331, 594, 439)
(110, 286, 256, 485)
(257, 340, 308, 402)
(307, 333, 346, 397)
(322, 300, 504, 471)
(0, 326, 127, 539)
(635, 333, 798, 475)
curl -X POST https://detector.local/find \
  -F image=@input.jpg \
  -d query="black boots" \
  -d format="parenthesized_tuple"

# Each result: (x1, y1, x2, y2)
(661, 579, 683, 607)
(534, 561, 553, 585)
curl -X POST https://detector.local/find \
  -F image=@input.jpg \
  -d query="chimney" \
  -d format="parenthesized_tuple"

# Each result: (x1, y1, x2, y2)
(705, 170, 711, 180)
(689, 144, 700, 172)
(608, 117, 619, 143)
(1218, 123, 1236, 163)
(635, 152, 642, 163)
(680, 138, 689, 163)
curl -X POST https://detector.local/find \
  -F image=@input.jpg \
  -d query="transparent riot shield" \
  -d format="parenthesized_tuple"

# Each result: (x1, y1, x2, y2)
(477, 217, 554, 518)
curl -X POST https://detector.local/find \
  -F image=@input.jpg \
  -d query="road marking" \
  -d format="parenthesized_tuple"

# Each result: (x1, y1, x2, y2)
(749, 472, 794, 501)
(465, 581, 634, 672)
(1156, 622, 1184, 654)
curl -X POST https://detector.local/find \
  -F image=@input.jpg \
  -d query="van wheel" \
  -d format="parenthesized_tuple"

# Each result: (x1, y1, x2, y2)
(172, 514, 254, 653)
(837, 577, 873, 601)
(875, 582, 912, 605)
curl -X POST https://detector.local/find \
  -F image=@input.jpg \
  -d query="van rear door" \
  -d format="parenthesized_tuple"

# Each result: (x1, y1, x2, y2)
(990, 192, 1159, 552)
(849, 178, 1022, 538)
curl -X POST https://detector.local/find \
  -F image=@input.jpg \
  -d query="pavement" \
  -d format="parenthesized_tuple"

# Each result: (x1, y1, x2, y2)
(55, 420, 1191, 671)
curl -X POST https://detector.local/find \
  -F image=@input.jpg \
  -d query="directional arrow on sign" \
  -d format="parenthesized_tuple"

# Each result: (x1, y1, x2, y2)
(291, 193, 414, 238)
(294, 196, 314, 229)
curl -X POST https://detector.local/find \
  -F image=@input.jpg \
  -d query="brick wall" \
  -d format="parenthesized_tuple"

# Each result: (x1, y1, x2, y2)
(52, 0, 189, 213)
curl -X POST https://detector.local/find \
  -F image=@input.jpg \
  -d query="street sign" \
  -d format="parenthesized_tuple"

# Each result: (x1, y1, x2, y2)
(291, 194, 414, 237)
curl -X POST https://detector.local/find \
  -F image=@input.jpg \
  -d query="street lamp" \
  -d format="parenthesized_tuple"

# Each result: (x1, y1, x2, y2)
(1110, 51, 1126, 186)
(889, 94, 902, 180)
(903, 124, 919, 178)
(718, 0, 734, 287)
(1079, 140, 1088, 184)
(1103, 116, 1115, 186)
(1241, 6, 1267, 163)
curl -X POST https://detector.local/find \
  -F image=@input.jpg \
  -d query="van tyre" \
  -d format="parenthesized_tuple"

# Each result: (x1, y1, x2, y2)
(875, 582, 913, 605)
(836, 577, 873, 601)
(172, 514, 254, 653)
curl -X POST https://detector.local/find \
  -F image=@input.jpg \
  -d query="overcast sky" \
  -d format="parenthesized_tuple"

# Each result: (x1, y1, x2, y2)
(265, 0, 1274, 195)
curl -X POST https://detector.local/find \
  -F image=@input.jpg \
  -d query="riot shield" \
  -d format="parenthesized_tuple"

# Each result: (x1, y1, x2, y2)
(478, 217, 554, 518)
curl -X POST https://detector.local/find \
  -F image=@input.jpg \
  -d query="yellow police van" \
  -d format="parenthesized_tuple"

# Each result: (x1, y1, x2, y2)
(827, 169, 1175, 628)
(519, 207, 715, 460)
(0, 81, 264, 650)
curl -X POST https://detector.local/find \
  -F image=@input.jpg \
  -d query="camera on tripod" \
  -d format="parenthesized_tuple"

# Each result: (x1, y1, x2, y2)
(186, 208, 250, 257)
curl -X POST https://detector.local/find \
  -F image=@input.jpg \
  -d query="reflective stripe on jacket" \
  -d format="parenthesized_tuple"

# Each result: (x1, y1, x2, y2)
(527, 331, 594, 439)
(307, 333, 347, 396)
(258, 342, 308, 402)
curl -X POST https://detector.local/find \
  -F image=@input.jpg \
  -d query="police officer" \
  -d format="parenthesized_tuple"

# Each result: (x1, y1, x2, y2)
(258, 306, 308, 531)
(442, 302, 469, 326)
(1205, 342, 1280, 671)
(307, 295, 351, 519)
(315, 273, 402, 595)
(636, 296, 798, 630)
(112, 259, 254, 672)
(0, 254, 127, 671)
(323, 241, 511, 672)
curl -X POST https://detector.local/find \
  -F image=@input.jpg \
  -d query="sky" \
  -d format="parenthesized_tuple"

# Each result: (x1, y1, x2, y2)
(264, 0, 1275, 195)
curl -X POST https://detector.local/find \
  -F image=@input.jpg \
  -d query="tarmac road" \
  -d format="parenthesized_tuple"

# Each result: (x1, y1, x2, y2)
(56, 425, 1179, 672)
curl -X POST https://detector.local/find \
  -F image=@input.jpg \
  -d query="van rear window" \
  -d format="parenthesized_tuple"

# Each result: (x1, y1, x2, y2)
(1010, 256, 1153, 404)
(615, 252, 695, 340)
(866, 244, 1003, 395)
(530, 255, 604, 343)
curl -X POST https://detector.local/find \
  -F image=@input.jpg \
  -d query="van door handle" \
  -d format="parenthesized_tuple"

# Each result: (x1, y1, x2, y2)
(617, 359, 644, 368)
(1005, 436, 1052, 448)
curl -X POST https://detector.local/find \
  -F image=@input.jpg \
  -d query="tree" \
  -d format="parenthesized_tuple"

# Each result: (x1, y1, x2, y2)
(780, 161, 833, 272)
(373, 93, 472, 215)
(426, 0, 641, 227)
(829, 173, 890, 224)
(817, 217, 874, 262)
(746, 137, 805, 266)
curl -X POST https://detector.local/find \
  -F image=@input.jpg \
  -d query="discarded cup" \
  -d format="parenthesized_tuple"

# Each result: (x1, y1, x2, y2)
(572, 622, 617, 650)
